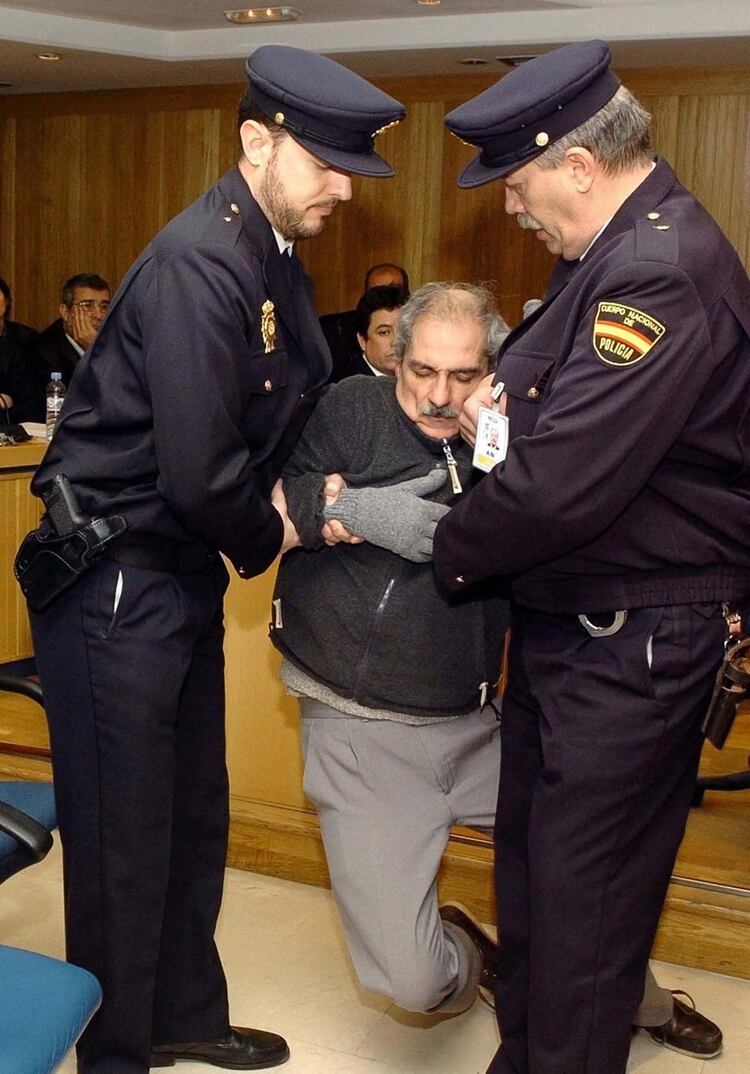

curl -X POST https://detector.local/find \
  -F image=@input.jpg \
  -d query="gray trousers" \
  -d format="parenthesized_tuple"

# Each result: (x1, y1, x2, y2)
(300, 699, 672, 1023)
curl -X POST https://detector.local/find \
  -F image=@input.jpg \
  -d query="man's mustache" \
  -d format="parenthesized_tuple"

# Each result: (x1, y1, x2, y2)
(419, 403, 459, 419)
(517, 213, 543, 231)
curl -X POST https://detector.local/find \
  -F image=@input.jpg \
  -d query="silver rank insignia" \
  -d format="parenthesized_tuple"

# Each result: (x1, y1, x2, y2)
(261, 300, 276, 353)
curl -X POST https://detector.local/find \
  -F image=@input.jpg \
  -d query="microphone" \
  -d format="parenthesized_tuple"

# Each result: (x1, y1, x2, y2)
(522, 298, 543, 319)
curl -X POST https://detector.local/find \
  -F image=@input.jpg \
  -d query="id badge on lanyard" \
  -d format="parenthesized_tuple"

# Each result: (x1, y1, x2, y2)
(473, 381, 509, 473)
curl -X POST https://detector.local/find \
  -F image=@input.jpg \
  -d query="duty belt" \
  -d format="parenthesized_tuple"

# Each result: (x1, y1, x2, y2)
(105, 532, 218, 575)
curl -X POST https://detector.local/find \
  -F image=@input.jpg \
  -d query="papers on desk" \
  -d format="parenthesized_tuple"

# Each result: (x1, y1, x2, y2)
(21, 423, 47, 439)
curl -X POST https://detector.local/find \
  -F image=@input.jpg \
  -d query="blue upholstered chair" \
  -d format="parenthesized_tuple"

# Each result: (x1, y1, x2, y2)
(0, 675, 102, 1073)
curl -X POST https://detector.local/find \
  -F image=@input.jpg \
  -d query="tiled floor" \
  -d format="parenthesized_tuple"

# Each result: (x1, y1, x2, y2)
(4, 842, 749, 1073)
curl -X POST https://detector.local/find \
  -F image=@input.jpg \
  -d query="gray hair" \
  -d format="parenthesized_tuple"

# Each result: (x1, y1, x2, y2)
(394, 282, 508, 369)
(536, 84, 653, 176)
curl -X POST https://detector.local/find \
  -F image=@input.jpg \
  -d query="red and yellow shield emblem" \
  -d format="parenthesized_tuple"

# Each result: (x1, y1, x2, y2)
(592, 302, 665, 367)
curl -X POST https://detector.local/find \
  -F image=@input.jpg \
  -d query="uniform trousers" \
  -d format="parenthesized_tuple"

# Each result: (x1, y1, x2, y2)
(31, 557, 232, 1074)
(299, 698, 671, 1024)
(488, 602, 727, 1074)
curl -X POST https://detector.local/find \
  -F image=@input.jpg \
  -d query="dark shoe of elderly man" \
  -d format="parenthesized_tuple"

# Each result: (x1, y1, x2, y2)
(439, 902, 498, 1006)
(644, 991, 723, 1059)
(150, 1026, 290, 1069)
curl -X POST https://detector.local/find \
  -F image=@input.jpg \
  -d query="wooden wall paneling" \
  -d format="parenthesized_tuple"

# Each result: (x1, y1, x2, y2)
(4, 69, 750, 329)
(642, 95, 680, 164)
(0, 117, 17, 316)
(78, 112, 135, 293)
(223, 563, 309, 811)
(438, 121, 508, 303)
(219, 107, 242, 181)
(380, 100, 447, 289)
(158, 108, 222, 231)
(14, 113, 85, 329)
(726, 96, 750, 268)
(0, 447, 45, 664)
(739, 99, 750, 268)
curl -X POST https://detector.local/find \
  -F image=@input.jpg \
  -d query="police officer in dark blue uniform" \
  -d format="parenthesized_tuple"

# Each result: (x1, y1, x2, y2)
(433, 40, 750, 1074)
(22, 46, 404, 1074)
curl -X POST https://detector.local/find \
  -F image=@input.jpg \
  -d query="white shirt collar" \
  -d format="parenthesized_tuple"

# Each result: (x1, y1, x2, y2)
(65, 332, 85, 358)
(361, 353, 387, 377)
(272, 227, 294, 257)
(579, 219, 611, 261)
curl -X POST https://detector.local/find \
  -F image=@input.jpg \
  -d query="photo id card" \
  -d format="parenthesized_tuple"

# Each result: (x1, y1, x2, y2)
(473, 406, 509, 472)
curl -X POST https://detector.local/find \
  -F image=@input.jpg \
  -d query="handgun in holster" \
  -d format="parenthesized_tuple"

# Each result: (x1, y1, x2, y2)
(701, 607, 750, 749)
(14, 474, 128, 613)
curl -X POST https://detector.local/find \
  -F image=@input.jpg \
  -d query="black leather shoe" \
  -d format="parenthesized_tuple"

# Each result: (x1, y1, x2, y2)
(439, 902, 498, 1002)
(644, 991, 723, 1059)
(150, 1026, 290, 1069)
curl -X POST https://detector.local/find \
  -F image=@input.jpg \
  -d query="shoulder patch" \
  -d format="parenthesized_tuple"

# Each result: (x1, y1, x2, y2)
(592, 301, 665, 367)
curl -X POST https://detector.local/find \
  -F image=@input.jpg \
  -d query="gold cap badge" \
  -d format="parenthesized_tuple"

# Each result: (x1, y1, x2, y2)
(261, 300, 276, 354)
(274, 112, 285, 126)
(535, 132, 549, 147)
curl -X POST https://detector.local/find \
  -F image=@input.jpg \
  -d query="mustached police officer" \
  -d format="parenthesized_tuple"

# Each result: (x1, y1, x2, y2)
(432, 40, 750, 1074)
(19, 47, 404, 1074)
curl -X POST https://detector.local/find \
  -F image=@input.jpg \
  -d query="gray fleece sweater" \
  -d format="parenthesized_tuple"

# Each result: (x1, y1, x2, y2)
(271, 375, 509, 719)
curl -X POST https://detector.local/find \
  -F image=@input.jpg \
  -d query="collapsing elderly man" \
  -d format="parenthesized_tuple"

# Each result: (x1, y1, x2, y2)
(273, 282, 509, 1014)
(17, 46, 405, 1074)
(426, 39, 749, 1074)
(271, 283, 696, 1029)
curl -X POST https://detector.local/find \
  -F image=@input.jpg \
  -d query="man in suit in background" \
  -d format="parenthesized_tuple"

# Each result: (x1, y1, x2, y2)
(36, 272, 111, 384)
(330, 284, 406, 381)
(23, 272, 111, 419)
(321, 261, 409, 378)
(21, 46, 404, 1074)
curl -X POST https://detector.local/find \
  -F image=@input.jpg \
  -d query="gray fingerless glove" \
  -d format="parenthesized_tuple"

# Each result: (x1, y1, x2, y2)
(323, 468, 449, 562)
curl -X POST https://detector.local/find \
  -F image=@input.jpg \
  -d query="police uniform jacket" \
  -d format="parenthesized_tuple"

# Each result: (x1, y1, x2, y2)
(32, 166, 331, 579)
(434, 159, 750, 613)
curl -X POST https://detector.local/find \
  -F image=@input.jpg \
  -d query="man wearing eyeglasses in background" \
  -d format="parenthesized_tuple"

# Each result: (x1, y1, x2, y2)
(25, 272, 111, 419)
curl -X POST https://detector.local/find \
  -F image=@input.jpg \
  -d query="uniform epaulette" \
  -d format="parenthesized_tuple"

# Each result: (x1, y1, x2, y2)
(212, 201, 242, 247)
(203, 201, 243, 248)
(634, 213, 679, 265)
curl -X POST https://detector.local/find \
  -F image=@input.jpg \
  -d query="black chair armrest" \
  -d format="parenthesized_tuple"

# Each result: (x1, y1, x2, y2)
(0, 800, 53, 863)
(0, 674, 44, 707)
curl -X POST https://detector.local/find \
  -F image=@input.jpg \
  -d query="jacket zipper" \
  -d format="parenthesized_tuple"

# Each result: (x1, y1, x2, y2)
(352, 568, 400, 701)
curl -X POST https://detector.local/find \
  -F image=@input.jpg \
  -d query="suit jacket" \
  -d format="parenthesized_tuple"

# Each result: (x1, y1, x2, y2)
(34, 166, 332, 578)
(319, 308, 363, 382)
(330, 349, 377, 382)
(18, 319, 82, 422)
(0, 319, 39, 423)
(35, 319, 81, 384)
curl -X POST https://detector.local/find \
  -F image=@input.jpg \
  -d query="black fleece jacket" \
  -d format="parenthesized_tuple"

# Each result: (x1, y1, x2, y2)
(272, 375, 509, 718)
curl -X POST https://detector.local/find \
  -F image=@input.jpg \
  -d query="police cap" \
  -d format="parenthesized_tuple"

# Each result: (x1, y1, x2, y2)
(245, 45, 406, 178)
(445, 40, 620, 188)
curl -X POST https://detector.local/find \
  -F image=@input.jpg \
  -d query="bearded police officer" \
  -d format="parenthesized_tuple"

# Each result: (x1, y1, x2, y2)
(431, 40, 750, 1074)
(19, 47, 404, 1074)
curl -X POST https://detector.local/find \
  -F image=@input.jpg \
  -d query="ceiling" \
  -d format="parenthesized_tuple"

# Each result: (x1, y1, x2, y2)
(1, 0, 749, 94)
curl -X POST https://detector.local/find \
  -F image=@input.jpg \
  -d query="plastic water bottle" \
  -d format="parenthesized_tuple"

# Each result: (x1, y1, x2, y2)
(45, 372, 66, 440)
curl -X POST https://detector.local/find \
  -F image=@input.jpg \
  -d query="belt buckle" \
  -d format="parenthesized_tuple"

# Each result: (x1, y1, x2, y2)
(577, 610, 628, 637)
